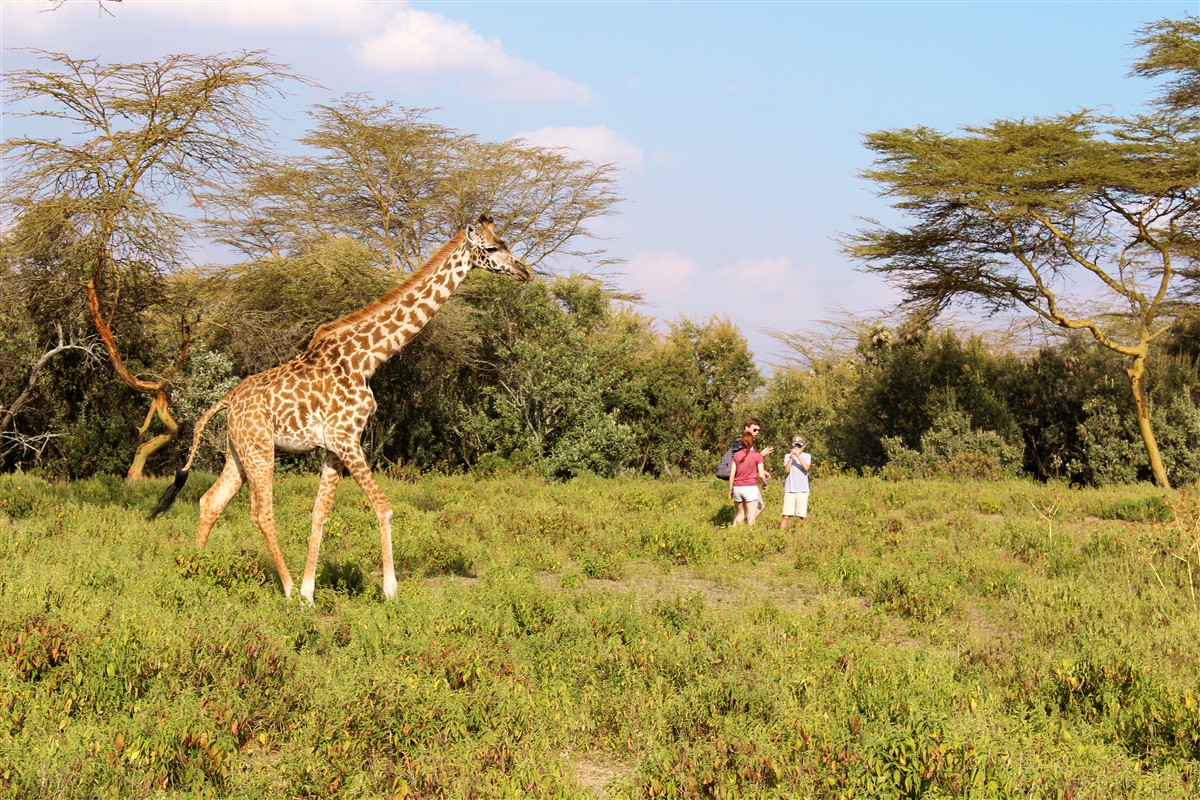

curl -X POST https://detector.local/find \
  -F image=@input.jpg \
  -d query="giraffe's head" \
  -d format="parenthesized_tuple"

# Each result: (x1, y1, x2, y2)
(465, 214, 532, 281)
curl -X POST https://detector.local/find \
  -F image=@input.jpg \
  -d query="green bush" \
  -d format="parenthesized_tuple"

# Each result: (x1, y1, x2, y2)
(883, 408, 1022, 481)
(1072, 396, 1145, 486)
(1099, 495, 1173, 523)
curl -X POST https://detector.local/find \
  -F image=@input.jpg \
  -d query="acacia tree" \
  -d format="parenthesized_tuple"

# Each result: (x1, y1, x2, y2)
(846, 17, 1200, 487)
(202, 96, 623, 272)
(1132, 15, 1200, 114)
(2, 50, 303, 478)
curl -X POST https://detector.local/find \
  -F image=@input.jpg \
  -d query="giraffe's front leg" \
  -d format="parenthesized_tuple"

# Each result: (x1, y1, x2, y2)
(300, 454, 344, 604)
(339, 446, 397, 599)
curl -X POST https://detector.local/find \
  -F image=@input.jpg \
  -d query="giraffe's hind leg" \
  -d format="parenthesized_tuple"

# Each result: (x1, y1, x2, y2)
(197, 454, 245, 549)
(299, 453, 344, 604)
(241, 447, 295, 598)
(338, 445, 396, 599)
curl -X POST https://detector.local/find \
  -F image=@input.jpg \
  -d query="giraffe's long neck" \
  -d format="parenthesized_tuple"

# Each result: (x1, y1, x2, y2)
(306, 233, 472, 379)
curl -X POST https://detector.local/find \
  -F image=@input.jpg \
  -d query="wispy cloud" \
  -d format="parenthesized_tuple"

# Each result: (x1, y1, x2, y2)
(623, 250, 700, 304)
(511, 125, 643, 170)
(165, 1, 391, 36)
(358, 8, 592, 104)
(716, 256, 796, 294)
(7, 0, 591, 106)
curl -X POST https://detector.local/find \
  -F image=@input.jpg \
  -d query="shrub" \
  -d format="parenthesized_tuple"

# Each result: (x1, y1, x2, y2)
(1071, 396, 1144, 485)
(1152, 387, 1200, 486)
(1099, 495, 1173, 523)
(165, 349, 241, 473)
(883, 408, 1022, 481)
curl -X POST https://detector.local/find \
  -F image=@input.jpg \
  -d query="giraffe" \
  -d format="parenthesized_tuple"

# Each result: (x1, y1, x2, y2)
(149, 214, 531, 603)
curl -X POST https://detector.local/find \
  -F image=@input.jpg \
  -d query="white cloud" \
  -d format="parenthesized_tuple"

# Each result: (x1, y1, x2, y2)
(358, 8, 592, 104)
(4, 1, 590, 106)
(623, 250, 700, 303)
(716, 256, 796, 294)
(162, 1, 390, 36)
(511, 125, 643, 170)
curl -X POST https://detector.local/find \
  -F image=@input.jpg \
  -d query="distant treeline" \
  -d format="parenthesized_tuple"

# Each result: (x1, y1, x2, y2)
(4, 39, 1198, 488)
(4, 256, 1199, 486)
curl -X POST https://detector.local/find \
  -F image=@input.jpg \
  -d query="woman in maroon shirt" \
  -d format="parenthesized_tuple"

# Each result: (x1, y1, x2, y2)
(728, 430, 772, 526)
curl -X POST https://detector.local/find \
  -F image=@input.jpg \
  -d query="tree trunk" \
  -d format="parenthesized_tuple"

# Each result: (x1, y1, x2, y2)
(1127, 354, 1171, 489)
(86, 278, 180, 481)
(126, 390, 178, 481)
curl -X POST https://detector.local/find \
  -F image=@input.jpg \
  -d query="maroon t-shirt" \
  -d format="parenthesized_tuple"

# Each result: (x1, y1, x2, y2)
(731, 449, 763, 487)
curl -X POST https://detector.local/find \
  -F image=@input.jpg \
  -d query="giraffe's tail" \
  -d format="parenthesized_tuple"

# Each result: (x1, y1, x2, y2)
(148, 468, 191, 520)
(147, 394, 231, 520)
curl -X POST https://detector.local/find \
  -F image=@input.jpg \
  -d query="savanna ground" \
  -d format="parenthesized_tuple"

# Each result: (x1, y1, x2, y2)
(1, 469, 1198, 799)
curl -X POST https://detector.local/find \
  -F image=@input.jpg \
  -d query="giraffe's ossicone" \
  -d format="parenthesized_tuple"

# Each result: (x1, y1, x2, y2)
(149, 214, 531, 602)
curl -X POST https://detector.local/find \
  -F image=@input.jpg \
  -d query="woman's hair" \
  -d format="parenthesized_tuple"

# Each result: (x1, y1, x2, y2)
(739, 431, 756, 451)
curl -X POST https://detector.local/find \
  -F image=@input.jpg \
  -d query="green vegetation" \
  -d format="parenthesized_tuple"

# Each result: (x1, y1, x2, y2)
(2, 471, 1198, 798)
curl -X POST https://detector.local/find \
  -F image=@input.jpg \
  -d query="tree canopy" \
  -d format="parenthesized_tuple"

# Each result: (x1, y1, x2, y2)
(1132, 14, 1200, 113)
(202, 96, 623, 273)
(846, 16, 1200, 487)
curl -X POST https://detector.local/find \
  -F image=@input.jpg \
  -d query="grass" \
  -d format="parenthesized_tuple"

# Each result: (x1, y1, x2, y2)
(1, 470, 1198, 798)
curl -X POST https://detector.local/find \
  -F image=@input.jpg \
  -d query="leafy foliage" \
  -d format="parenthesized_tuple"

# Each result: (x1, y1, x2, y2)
(882, 406, 1023, 481)
(203, 96, 622, 273)
(833, 329, 1020, 471)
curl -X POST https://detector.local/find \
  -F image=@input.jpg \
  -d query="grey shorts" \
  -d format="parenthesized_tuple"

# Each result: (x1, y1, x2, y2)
(731, 485, 761, 504)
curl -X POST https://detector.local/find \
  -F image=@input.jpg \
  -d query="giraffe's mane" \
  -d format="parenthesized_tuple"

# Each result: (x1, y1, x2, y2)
(304, 230, 467, 350)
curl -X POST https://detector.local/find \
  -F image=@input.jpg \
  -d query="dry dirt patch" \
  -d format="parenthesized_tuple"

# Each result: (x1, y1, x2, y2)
(570, 752, 635, 797)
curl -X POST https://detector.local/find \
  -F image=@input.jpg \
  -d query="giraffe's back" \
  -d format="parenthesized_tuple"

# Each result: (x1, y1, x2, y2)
(224, 352, 373, 455)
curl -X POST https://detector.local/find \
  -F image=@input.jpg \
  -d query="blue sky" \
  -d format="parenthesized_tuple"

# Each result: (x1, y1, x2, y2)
(2, 0, 1192, 368)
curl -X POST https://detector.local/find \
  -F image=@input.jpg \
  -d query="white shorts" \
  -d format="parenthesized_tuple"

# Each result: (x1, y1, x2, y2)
(782, 492, 809, 518)
(731, 485, 761, 504)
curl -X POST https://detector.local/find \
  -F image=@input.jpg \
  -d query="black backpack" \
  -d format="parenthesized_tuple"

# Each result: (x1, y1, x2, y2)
(715, 446, 736, 480)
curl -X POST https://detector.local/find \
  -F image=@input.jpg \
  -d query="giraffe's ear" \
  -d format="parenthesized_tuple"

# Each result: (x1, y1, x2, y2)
(465, 219, 483, 246)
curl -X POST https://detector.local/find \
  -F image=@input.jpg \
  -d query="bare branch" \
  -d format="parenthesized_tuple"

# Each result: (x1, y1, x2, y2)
(0, 324, 101, 439)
